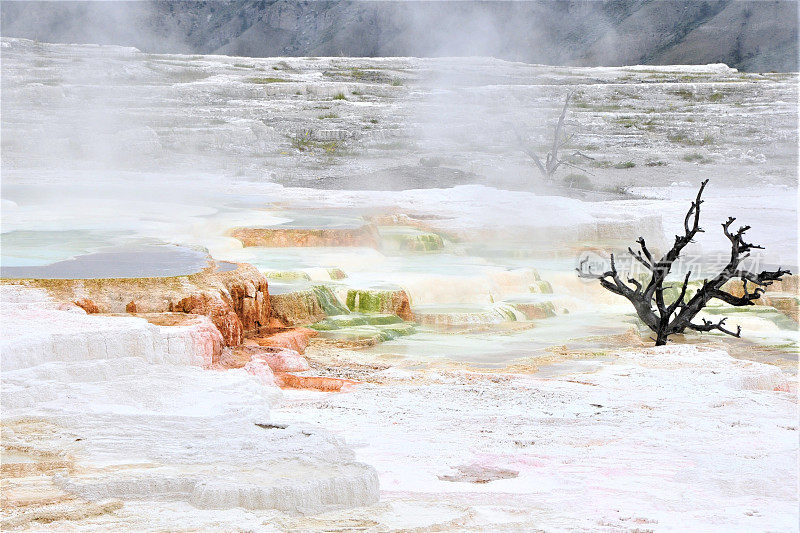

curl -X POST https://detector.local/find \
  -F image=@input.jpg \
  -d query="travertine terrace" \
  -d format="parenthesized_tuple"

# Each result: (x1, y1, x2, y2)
(1, 37, 797, 530)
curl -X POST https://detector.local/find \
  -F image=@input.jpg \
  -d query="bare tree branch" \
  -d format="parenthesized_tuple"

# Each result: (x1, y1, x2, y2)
(628, 246, 653, 270)
(517, 93, 592, 182)
(687, 317, 741, 338)
(577, 179, 791, 346)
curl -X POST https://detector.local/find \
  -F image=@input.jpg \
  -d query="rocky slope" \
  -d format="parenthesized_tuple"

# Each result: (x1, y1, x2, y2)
(1, 0, 797, 72)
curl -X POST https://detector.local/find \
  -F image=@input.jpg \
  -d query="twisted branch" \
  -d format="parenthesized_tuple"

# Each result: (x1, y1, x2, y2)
(577, 179, 790, 346)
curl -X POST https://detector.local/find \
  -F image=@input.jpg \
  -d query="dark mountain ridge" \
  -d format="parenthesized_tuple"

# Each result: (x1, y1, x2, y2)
(1, 1, 797, 71)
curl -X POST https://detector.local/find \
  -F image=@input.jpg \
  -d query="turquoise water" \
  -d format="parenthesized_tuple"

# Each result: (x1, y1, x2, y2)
(0, 244, 210, 279)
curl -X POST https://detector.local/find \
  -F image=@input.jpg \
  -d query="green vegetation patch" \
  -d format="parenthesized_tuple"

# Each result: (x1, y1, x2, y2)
(346, 289, 395, 314)
(529, 280, 554, 294)
(249, 77, 290, 84)
(289, 131, 314, 151)
(614, 116, 638, 128)
(562, 173, 593, 190)
(668, 132, 715, 146)
(682, 153, 714, 164)
(264, 270, 311, 281)
(672, 88, 695, 100)
(327, 268, 347, 280)
(312, 285, 350, 316)
(312, 322, 416, 343)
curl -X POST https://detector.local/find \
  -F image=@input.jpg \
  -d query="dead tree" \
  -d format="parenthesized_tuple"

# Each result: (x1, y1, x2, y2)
(577, 179, 790, 346)
(516, 93, 592, 182)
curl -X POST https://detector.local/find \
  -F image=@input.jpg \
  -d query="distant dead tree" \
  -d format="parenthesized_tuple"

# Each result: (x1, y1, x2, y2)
(577, 179, 790, 346)
(515, 93, 592, 182)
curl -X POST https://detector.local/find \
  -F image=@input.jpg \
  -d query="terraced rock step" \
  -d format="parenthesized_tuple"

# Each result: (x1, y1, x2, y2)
(311, 313, 404, 329)
(277, 374, 355, 391)
(378, 227, 445, 252)
(270, 284, 350, 326)
(264, 270, 312, 281)
(345, 288, 413, 320)
(223, 344, 354, 391)
(265, 268, 346, 281)
(413, 303, 527, 328)
(224, 345, 311, 372)
(502, 296, 558, 320)
(253, 328, 317, 354)
(56, 459, 379, 513)
(230, 226, 378, 248)
(312, 320, 416, 348)
(529, 280, 554, 294)
(1, 261, 270, 346)
(2, 287, 381, 518)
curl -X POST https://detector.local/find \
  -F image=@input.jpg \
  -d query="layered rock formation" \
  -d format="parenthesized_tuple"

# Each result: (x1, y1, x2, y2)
(0, 285, 380, 520)
(253, 328, 317, 354)
(345, 288, 413, 321)
(231, 226, 379, 248)
(271, 285, 349, 327)
(2, 262, 270, 346)
(413, 302, 529, 329)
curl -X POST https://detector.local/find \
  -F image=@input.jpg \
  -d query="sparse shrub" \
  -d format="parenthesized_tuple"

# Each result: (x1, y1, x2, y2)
(590, 159, 613, 169)
(389, 78, 403, 86)
(673, 88, 694, 100)
(682, 153, 713, 164)
(646, 159, 667, 167)
(349, 68, 367, 79)
(668, 132, 691, 144)
(668, 132, 715, 146)
(590, 104, 622, 112)
(332, 92, 347, 100)
(368, 118, 379, 124)
(320, 141, 341, 154)
(708, 92, 725, 102)
(420, 156, 445, 167)
(563, 173, 593, 190)
(613, 161, 635, 169)
(614, 117, 637, 128)
(289, 131, 314, 151)
(602, 183, 634, 195)
(318, 112, 339, 120)
(249, 77, 289, 84)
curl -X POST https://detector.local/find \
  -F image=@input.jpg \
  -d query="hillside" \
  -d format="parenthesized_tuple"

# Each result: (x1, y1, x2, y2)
(1, 0, 797, 71)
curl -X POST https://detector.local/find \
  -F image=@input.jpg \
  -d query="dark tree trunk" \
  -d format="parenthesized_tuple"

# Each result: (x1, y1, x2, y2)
(577, 179, 790, 346)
